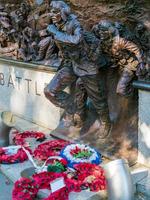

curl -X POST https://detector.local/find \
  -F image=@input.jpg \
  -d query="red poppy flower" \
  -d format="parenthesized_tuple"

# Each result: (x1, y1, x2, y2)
(13, 131, 46, 146)
(33, 140, 70, 161)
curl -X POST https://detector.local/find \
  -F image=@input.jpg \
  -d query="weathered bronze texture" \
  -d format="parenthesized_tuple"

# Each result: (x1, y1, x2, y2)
(0, 1, 149, 71)
(47, 1, 143, 164)
(44, 1, 112, 138)
(92, 20, 144, 96)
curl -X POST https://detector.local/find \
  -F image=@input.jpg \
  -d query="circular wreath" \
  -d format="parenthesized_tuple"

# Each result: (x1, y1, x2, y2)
(13, 131, 46, 146)
(60, 143, 102, 167)
(0, 146, 30, 164)
(70, 163, 107, 192)
(33, 140, 70, 161)
(12, 178, 38, 200)
(12, 172, 69, 200)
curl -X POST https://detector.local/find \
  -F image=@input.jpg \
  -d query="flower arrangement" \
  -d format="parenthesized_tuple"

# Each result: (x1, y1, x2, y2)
(72, 163, 107, 191)
(12, 178, 38, 200)
(60, 143, 102, 167)
(46, 157, 68, 173)
(13, 131, 46, 146)
(11, 138, 106, 199)
(12, 172, 69, 200)
(31, 171, 69, 200)
(0, 146, 30, 164)
(12, 163, 106, 200)
(33, 140, 70, 161)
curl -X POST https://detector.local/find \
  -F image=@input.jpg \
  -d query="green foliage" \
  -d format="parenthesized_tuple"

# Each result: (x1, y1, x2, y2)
(47, 161, 66, 173)
(73, 151, 93, 159)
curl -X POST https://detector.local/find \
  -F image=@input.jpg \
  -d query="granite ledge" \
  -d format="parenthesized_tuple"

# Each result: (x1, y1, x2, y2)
(0, 57, 57, 73)
(133, 80, 150, 91)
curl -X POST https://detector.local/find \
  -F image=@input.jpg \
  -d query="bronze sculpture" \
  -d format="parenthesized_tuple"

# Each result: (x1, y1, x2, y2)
(0, 2, 59, 63)
(36, 25, 59, 62)
(44, 1, 112, 138)
(0, 4, 18, 58)
(10, 3, 33, 61)
(92, 20, 144, 97)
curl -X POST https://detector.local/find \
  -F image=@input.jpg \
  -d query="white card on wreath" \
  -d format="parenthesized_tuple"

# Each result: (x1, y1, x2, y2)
(50, 177, 66, 193)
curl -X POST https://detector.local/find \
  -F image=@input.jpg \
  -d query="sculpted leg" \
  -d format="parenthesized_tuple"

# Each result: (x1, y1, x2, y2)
(81, 74, 112, 139)
(36, 37, 52, 61)
(44, 67, 77, 126)
(74, 78, 88, 128)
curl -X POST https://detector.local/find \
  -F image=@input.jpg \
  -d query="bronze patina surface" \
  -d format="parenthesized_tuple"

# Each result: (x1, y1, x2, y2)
(46, 1, 142, 165)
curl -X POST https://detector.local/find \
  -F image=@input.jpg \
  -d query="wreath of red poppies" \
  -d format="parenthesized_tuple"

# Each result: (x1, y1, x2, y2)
(12, 163, 106, 200)
(12, 172, 69, 200)
(0, 147, 31, 164)
(71, 163, 107, 191)
(12, 178, 39, 200)
(13, 131, 46, 146)
(33, 140, 70, 161)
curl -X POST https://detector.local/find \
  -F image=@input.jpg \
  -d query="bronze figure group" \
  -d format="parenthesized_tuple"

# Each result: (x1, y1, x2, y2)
(44, 1, 146, 139)
(0, 1, 148, 139)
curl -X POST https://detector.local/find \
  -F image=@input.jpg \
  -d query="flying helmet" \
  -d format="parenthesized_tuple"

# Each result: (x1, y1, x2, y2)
(92, 20, 118, 40)
(50, 1, 71, 21)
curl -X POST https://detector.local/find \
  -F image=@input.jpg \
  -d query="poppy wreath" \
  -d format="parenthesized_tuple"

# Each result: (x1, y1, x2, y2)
(12, 172, 69, 200)
(69, 163, 107, 192)
(33, 140, 70, 161)
(33, 171, 69, 200)
(13, 130, 46, 146)
(60, 143, 102, 168)
(0, 146, 31, 164)
(12, 178, 39, 200)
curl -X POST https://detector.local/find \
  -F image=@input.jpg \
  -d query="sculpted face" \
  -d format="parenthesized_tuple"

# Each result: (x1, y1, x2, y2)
(97, 27, 111, 41)
(51, 8, 62, 24)
(15, 10, 24, 24)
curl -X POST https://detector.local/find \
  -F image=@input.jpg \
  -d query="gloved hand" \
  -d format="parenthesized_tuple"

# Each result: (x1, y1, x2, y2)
(47, 24, 58, 35)
(116, 70, 134, 97)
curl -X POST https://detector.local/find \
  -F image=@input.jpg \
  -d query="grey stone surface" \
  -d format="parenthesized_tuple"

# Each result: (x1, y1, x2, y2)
(138, 90, 150, 166)
(0, 172, 13, 200)
(136, 169, 150, 198)
(131, 168, 148, 185)
(69, 191, 107, 200)
(0, 61, 61, 130)
(0, 161, 33, 182)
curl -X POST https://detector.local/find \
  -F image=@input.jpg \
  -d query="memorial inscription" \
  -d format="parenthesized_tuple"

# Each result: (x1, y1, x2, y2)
(0, 61, 60, 129)
(0, 71, 48, 96)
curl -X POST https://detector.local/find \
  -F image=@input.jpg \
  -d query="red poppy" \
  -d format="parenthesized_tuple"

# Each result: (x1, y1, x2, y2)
(13, 131, 46, 146)
(33, 140, 70, 161)
(0, 147, 31, 164)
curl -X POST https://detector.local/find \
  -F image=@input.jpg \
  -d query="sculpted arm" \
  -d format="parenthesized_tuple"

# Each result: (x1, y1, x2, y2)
(112, 36, 143, 63)
(55, 27, 82, 44)
(47, 23, 82, 45)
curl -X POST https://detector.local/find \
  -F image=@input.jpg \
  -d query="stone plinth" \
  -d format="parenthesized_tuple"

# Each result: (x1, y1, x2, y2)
(0, 57, 60, 130)
(133, 81, 150, 166)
